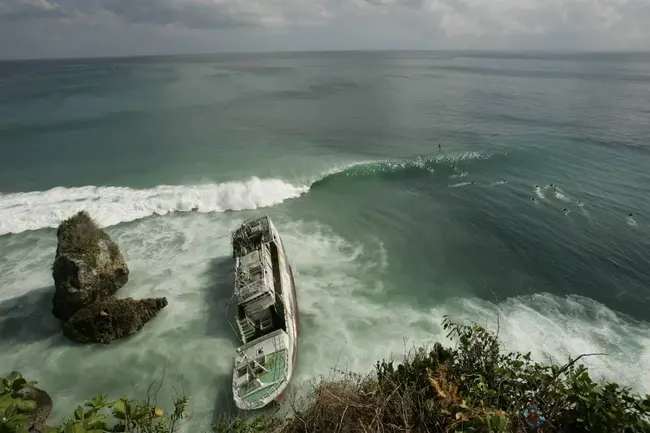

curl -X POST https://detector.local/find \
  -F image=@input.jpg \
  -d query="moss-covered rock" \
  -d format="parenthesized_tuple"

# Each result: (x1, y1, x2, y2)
(62, 297, 168, 344)
(12, 386, 53, 433)
(1, 371, 52, 433)
(51, 211, 129, 321)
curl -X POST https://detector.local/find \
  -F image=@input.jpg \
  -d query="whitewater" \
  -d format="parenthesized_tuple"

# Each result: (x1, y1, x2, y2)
(2, 157, 650, 429)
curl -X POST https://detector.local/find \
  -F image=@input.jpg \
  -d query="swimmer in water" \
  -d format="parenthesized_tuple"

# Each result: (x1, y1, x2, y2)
(534, 184, 539, 188)
(470, 181, 475, 185)
(629, 213, 634, 217)
(531, 197, 535, 201)
(562, 208, 568, 213)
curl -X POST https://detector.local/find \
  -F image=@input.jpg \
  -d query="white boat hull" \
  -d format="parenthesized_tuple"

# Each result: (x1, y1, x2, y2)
(230, 216, 299, 410)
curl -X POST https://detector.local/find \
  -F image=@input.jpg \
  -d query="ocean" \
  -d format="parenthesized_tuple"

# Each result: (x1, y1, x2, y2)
(1, 51, 649, 428)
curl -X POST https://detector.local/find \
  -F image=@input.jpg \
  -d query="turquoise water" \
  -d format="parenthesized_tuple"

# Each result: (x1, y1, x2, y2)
(1, 51, 649, 428)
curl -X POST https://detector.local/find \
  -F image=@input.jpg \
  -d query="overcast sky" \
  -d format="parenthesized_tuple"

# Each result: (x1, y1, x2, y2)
(1, 0, 649, 59)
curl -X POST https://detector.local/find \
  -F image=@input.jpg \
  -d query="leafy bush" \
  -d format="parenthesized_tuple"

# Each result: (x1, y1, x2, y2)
(1, 371, 39, 433)
(0, 370, 190, 433)
(56, 211, 112, 267)
(52, 394, 190, 433)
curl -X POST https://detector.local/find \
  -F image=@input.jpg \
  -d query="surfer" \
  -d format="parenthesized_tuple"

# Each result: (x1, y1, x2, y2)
(470, 181, 475, 185)
(438, 143, 442, 150)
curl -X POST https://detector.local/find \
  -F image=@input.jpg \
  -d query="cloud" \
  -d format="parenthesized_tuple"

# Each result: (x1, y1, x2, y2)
(95, 0, 333, 29)
(0, 0, 649, 58)
(0, 0, 66, 21)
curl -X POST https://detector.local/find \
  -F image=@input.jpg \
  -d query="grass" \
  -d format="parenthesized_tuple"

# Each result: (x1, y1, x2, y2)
(56, 211, 114, 268)
(3, 317, 650, 433)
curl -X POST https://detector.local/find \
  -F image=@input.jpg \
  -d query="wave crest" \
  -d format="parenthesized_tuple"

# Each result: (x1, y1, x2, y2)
(310, 152, 490, 189)
(0, 177, 308, 236)
(0, 152, 491, 236)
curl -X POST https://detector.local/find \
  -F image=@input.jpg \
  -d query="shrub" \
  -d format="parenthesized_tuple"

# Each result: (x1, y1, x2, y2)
(52, 393, 190, 433)
(0, 370, 190, 433)
(56, 211, 111, 268)
(1, 371, 39, 433)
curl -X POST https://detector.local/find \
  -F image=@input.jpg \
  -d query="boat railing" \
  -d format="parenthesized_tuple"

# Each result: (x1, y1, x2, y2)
(235, 278, 271, 302)
(232, 217, 274, 256)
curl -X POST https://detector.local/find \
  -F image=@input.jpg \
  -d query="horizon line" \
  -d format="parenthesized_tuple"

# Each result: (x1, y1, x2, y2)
(2, 47, 650, 63)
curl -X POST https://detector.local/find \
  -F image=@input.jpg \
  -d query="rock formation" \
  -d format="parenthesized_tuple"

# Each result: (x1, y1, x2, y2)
(51, 211, 167, 344)
(63, 297, 168, 344)
(52, 211, 129, 321)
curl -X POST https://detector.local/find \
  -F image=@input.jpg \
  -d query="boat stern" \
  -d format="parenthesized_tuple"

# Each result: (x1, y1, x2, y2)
(231, 329, 294, 410)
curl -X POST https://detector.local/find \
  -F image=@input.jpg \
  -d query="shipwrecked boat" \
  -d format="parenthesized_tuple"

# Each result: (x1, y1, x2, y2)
(230, 216, 299, 410)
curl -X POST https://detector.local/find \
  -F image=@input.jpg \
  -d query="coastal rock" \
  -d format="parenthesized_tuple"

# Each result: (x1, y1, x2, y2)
(51, 211, 129, 321)
(62, 297, 168, 344)
(11, 386, 53, 433)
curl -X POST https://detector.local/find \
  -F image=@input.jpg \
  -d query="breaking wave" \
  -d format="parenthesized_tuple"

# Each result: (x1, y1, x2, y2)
(0, 177, 308, 236)
(0, 152, 491, 236)
(310, 152, 491, 189)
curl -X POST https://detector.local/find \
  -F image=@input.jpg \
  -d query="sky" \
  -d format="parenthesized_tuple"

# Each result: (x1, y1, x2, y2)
(1, 0, 649, 59)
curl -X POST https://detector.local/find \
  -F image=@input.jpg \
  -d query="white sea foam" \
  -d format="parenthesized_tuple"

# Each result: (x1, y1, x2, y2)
(0, 177, 309, 236)
(449, 181, 473, 188)
(0, 214, 649, 432)
(626, 216, 638, 228)
(554, 187, 572, 202)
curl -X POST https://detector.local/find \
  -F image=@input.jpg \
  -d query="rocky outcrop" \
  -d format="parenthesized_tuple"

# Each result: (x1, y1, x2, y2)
(11, 386, 53, 433)
(51, 211, 167, 344)
(52, 211, 129, 321)
(63, 297, 168, 344)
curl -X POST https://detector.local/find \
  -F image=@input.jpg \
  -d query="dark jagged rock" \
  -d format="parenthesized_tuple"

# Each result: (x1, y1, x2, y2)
(51, 211, 129, 321)
(11, 386, 53, 433)
(62, 297, 168, 344)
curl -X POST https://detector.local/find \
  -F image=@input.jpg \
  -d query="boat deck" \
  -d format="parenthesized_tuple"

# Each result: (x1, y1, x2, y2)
(238, 350, 288, 405)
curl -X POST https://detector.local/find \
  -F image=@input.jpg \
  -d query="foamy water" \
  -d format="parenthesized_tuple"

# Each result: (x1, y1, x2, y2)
(0, 177, 309, 236)
(1, 202, 649, 430)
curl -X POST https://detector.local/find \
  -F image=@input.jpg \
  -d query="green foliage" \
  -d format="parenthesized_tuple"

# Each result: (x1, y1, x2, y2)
(57, 211, 111, 268)
(1, 370, 190, 433)
(0, 371, 38, 433)
(53, 394, 190, 433)
(371, 316, 650, 433)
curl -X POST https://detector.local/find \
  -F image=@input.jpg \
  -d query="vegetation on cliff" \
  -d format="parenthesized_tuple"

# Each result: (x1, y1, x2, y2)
(3, 318, 649, 433)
